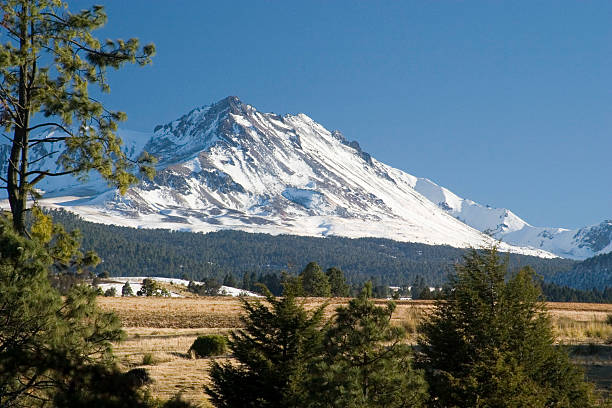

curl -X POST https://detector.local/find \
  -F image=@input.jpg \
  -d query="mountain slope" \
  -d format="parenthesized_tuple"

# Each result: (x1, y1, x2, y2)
(550, 252, 612, 289)
(4, 96, 606, 259)
(409, 177, 612, 260)
(17, 96, 553, 257)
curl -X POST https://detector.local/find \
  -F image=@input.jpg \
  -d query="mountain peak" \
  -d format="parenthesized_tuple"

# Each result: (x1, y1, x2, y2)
(18, 98, 608, 260)
(215, 95, 243, 111)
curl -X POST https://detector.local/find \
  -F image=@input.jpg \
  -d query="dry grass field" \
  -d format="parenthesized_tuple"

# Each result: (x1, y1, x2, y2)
(98, 297, 612, 406)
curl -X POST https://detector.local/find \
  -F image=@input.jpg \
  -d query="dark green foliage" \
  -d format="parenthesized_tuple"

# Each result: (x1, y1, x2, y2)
(222, 273, 237, 288)
(104, 287, 117, 297)
(189, 335, 227, 358)
(137, 278, 169, 297)
(307, 283, 428, 407)
(551, 251, 612, 290)
(254, 272, 283, 296)
(154, 394, 198, 408)
(410, 275, 431, 300)
(418, 248, 597, 407)
(373, 285, 389, 298)
(540, 280, 612, 302)
(205, 290, 326, 407)
(122, 281, 134, 297)
(0, 0, 155, 235)
(141, 353, 156, 366)
(124, 368, 152, 388)
(45, 209, 578, 289)
(187, 278, 221, 296)
(0, 219, 151, 407)
(326, 267, 350, 297)
(300, 262, 331, 297)
(51, 364, 152, 408)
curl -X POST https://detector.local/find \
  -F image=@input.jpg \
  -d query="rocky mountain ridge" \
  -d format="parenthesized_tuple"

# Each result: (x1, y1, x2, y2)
(2, 96, 609, 260)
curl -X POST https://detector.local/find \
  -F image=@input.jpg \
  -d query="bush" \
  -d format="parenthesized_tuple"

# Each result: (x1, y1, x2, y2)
(189, 335, 227, 358)
(122, 281, 134, 297)
(104, 287, 117, 297)
(142, 353, 156, 365)
(124, 368, 152, 388)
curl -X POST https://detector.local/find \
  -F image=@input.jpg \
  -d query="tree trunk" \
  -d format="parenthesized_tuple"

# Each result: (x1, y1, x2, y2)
(7, 6, 30, 236)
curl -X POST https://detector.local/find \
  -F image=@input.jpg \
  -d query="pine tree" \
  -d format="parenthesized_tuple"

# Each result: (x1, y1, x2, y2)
(417, 248, 598, 407)
(122, 281, 133, 296)
(222, 273, 237, 288)
(0, 219, 150, 407)
(300, 262, 331, 297)
(326, 267, 350, 297)
(307, 282, 428, 407)
(0, 0, 155, 235)
(205, 289, 326, 407)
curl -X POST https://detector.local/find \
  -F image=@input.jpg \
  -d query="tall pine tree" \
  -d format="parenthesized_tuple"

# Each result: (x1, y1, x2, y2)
(307, 283, 428, 408)
(0, 217, 150, 407)
(418, 248, 598, 407)
(205, 289, 326, 408)
(299, 262, 331, 297)
(0, 0, 155, 235)
(326, 266, 350, 297)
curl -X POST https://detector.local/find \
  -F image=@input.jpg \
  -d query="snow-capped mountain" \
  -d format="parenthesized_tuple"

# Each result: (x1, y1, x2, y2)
(409, 177, 612, 260)
(0, 128, 152, 197)
(1, 96, 607, 259)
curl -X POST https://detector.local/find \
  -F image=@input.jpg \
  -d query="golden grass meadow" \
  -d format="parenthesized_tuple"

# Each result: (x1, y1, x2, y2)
(98, 297, 612, 405)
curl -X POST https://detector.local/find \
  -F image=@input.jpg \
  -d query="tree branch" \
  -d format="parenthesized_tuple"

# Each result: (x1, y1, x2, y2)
(28, 150, 59, 166)
(27, 122, 73, 135)
(26, 169, 77, 185)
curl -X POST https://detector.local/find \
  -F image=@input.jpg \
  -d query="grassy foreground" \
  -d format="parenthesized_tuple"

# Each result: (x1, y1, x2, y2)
(98, 297, 612, 405)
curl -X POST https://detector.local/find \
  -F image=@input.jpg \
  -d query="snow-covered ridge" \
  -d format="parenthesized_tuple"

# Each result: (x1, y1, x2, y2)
(407, 177, 612, 260)
(3, 96, 607, 259)
(95, 276, 261, 298)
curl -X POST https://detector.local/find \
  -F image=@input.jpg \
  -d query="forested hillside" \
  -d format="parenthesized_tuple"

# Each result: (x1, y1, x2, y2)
(551, 251, 612, 290)
(48, 209, 576, 287)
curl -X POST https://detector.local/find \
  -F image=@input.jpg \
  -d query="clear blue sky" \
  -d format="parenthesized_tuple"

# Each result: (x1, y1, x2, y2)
(93, 1, 611, 230)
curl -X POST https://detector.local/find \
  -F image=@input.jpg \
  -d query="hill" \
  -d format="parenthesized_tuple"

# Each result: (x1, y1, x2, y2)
(49, 209, 575, 288)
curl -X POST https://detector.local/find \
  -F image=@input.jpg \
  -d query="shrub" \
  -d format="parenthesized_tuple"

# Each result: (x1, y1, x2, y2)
(189, 335, 227, 358)
(122, 282, 134, 297)
(124, 368, 152, 387)
(142, 353, 156, 365)
(104, 287, 117, 297)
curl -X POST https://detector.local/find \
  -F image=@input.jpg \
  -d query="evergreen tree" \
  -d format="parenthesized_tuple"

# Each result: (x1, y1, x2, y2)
(0, 0, 155, 235)
(326, 267, 350, 297)
(307, 283, 428, 408)
(122, 281, 133, 297)
(281, 270, 304, 297)
(299, 262, 331, 297)
(417, 248, 598, 407)
(222, 273, 237, 288)
(205, 289, 326, 407)
(410, 275, 428, 300)
(0, 219, 149, 407)
(187, 278, 221, 296)
(137, 278, 169, 297)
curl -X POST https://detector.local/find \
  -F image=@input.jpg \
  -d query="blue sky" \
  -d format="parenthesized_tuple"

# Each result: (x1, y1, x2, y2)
(94, 1, 611, 229)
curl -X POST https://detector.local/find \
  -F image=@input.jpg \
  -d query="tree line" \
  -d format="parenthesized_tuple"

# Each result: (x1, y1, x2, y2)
(45, 209, 580, 288)
(205, 249, 606, 407)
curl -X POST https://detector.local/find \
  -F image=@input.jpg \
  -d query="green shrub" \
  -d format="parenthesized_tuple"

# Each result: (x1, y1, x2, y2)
(142, 353, 156, 365)
(189, 335, 227, 358)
